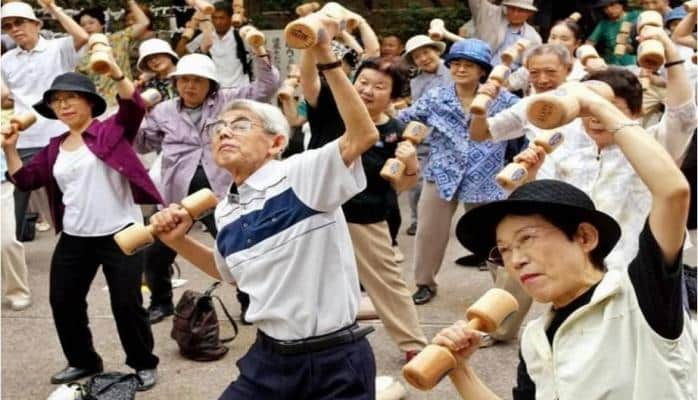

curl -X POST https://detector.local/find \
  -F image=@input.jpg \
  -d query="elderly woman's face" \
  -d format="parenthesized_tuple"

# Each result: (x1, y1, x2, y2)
(48, 91, 93, 128)
(210, 109, 284, 171)
(449, 59, 485, 85)
(412, 46, 441, 74)
(175, 75, 210, 108)
(495, 214, 596, 308)
(354, 67, 394, 116)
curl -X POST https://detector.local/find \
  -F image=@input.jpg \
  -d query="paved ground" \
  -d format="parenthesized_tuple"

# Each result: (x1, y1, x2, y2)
(5, 196, 693, 399)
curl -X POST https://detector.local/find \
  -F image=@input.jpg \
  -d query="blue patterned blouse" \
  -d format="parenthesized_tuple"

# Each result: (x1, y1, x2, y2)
(398, 84, 519, 203)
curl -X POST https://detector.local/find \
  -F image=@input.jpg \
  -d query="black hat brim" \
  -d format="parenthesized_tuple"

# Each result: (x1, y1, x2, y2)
(33, 87, 107, 120)
(456, 199, 621, 261)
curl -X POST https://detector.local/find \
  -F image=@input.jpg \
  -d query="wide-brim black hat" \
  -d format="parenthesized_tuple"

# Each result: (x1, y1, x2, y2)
(33, 72, 107, 119)
(456, 179, 621, 260)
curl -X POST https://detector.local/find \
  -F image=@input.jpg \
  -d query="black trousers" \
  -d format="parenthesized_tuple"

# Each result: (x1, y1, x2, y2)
(50, 232, 159, 371)
(144, 165, 218, 309)
(13, 147, 42, 239)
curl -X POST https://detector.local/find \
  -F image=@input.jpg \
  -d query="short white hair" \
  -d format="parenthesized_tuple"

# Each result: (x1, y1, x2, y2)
(220, 99, 290, 152)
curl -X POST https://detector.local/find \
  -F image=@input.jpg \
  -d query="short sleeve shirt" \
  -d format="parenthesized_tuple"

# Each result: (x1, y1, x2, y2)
(587, 10, 640, 66)
(187, 28, 249, 88)
(213, 140, 366, 340)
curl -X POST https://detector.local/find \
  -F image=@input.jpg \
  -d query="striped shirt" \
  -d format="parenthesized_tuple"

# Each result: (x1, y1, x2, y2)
(214, 140, 366, 340)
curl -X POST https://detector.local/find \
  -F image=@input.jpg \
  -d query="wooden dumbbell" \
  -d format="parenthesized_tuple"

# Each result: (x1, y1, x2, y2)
(576, 44, 607, 71)
(284, 10, 340, 49)
(287, 64, 300, 80)
(185, 0, 214, 15)
(526, 80, 615, 130)
(277, 78, 300, 101)
(232, 10, 245, 28)
(319, 2, 361, 32)
(402, 288, 519, 391)
(141, 88, 163, 107)
(495, 131, 564, 190)
(239, 25, 265, 48)
(5, 113, 37, 134)
(232, 0, 244, 13)
(428, 19, 463, 43)
(88, 34, 114, 75)
(470, 65, 509, 115)
(296, 1, 320, 16)
(113, 189, 218, 255)
(568, 12, 581, 22)
(380, 122, 430, 182)
(684, 0, 697, 12)
(500, 39, 530, 67)
(613, 22, 632, 56)
(637, 11, 665, 70)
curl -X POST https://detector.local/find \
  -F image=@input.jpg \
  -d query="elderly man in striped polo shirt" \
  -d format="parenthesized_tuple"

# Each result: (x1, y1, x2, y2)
(149, 30, 380, 399)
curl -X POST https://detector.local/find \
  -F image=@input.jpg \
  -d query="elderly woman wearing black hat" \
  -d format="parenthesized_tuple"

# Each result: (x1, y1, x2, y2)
(1, 63, 161, 389)
(430, 82, 695, 399)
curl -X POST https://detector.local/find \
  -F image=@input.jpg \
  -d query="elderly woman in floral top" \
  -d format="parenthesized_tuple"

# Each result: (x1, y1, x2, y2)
(397, 39, 520, 305)
(75, 0, 150, 107)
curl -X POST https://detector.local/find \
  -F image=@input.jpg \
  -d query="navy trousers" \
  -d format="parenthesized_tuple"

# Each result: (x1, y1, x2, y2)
(219, 335, 376, 400)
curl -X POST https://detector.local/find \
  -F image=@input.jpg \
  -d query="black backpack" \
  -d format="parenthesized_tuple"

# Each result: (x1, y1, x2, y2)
(171, 281, 238, 361)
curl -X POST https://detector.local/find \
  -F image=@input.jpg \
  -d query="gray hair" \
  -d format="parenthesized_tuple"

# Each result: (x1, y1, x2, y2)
(220, 99, 290, 153)
(523, 43, 574, 68)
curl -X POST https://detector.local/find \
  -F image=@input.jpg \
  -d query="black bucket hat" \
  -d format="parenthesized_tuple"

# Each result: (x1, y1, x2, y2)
(33, 72, 107, 119)
(456, 179, 621, 260)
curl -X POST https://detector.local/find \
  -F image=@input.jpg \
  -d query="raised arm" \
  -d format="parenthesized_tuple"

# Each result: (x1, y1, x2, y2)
(355, 16, 379, 58)
(577, 84, 690, 263)
(125, 0, 150, 39)
(310, 23, 378, 165)
(300, 46, 322, 106)
(641, 26, 692, 109)
(670, 7, 697, 49)
(40, 0, 88, 50)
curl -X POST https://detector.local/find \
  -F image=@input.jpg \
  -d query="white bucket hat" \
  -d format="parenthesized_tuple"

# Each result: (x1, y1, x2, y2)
(501, 0, 538, 12)
(1, 2, 41, 23)
(137, 38, 179, 73)
(168, 54, 218, 83)
(403, 35, 446, 66)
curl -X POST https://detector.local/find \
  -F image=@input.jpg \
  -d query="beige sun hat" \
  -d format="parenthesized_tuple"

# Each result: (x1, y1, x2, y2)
(1, 2, 40, 23)
(137, 38, 179, 73)
(501, 0, 538, 12)
(168, 53, 218, 83)
(403, 35, 446, 66)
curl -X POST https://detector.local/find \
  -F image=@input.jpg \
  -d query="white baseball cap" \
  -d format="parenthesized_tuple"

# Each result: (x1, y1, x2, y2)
(1, 2, 40, 23)
(403, 35, 446, 66)
(137, 38, 179, 73)
(168, 54, 218, 83)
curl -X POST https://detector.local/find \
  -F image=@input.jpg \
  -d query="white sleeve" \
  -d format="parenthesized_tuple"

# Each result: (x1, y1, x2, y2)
(285, 139, 366, 212)
(646, 100, 697, 162)
(487, 99, 528, 142)
(213, 246, 236, 284)
(57, 37, 79, 70)
(186, 34, 203, 53)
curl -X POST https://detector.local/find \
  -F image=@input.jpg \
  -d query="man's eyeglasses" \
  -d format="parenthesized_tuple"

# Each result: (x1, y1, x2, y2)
(49, 93, 82, 109)
(487, 226, 557, 267)
(209, 119, 262, 139)
(2, 19, 28, 31)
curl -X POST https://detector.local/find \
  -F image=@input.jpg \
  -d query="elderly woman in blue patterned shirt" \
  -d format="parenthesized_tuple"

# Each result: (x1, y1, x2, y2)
(397, 39, 520, 305)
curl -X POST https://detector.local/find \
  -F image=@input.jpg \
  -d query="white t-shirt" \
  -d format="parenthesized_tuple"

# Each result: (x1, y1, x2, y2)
(1, 37, 77, 148)
(187, 29, 249, 88)
(54, 145, 142, 236)
(214, 140, 366, 340)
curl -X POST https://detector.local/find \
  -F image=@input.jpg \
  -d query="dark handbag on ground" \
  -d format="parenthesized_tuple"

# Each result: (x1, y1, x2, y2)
(171, 281, 238, 361)
(83, 372, 141, 400)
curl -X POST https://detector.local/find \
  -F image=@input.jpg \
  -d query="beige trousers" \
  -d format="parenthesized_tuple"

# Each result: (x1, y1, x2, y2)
(1, 181, 30, 302)
(348, 221, 428, 352)
(413, 182, 481, 288)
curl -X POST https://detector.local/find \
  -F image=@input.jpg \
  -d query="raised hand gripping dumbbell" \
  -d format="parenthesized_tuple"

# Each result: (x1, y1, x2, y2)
(636, 11, 666, 70)
(495, 130, 564, 190)
(402, 288, 519, 391)
(2, 113, 37, 141)
(470, 65, 510, 115)
(185, 0, 214, 15)
(113, 189, 218, 255)
(380, 122, 429, 182)
(685, 0, 697, 12)
(526, 80, 615, 130)
(284, 2, 357, 49)
(239, 25, 266, 48)
(232, 9, 246, 28)
(500, 39, 530, 67)
(613, 21, 632, 56)
(296, 1, 320, 17)
(428, 19, 464, 43)
(140, 88, 163, 108)
(576, 44, 607, 71)
(88, 34, 115, 75)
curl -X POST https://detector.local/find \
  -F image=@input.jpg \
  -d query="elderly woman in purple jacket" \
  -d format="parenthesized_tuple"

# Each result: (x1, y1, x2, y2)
(1, 70, 161, 391)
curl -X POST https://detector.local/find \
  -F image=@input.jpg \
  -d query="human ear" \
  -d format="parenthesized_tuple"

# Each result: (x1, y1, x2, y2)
(575, 222, 600, 254)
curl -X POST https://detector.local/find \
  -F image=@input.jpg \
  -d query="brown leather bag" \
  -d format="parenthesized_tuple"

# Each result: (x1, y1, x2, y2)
(171, 281, 238, 361)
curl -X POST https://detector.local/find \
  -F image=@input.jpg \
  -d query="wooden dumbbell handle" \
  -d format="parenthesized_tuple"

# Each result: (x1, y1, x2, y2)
(10, 113, 37, 131)
(296, 1, 320, 16)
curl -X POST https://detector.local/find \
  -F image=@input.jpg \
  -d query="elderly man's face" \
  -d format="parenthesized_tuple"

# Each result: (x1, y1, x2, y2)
(526, 53, 570, 93)
(2, 17, 40, 49)
(211, 109, 285, 171)
(505, 6, 535, 27)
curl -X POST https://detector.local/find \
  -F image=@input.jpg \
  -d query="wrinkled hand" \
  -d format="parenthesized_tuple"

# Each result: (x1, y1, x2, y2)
(395, 140, 418, 171)
(432, 320, 482, 362)
(314, 14, 340, 48)
(0, 124, 19, 149)
(513, 145, 546, 177)
(149, 204, 193, 244)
